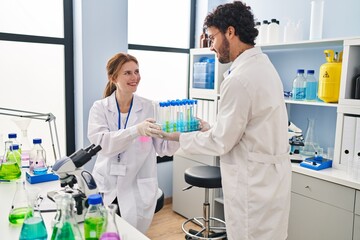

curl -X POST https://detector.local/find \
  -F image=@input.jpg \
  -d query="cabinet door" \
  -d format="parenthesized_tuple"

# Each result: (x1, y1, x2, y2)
(354, 215, 360, 240)
(288, 192, 353, 240)
(172, 155, 208, 219)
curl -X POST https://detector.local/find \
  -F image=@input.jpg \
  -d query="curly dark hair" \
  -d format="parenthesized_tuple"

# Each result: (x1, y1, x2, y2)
(204, 1, 258, 45)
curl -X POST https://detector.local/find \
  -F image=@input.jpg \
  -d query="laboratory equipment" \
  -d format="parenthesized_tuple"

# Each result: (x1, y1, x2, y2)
(100, 204, 121, 240)
(305, 70, 318, 101)
(0, 144, 22, 180)
(292, 69, 306, 100)
(51, 192, 83, 240)
(267, 19, 280, 44)
(84, 194, 106, 240)
(288, 121, 304, 155)
(200, 28, 209, 48)
(12, 118, 32, 159)
(19, 188, 48, 240)
(48, 144, 102, 222)
(32, 149, 48, 175)
(318, 49, 343, 103)
(301, 118, 321, 158)
(300, 154, 332, 170)
(29, 138, 47, 173)
(8, 181, 31, 225)
(8, 133, 21, 153)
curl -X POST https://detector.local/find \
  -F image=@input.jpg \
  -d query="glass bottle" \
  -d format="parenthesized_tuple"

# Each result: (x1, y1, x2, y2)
(32, 149, 48, 175)
(29, 138, 46, 174)
(292, 69, 306, 100)
(51, 192, 83, 240)
(301, 118, 320, 158)
(100, 204, 121, 240)
(0, 144, 22, 180)
(8, 181, 32, 224)
(19, 188, 48, 240)
(84, 194, 106, 240)
(8, 133, 21, 154)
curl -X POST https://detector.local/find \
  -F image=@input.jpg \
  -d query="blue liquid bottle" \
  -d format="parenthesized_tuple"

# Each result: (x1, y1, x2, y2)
(305, 69, 318, 101)
(292, 69, 306, 100)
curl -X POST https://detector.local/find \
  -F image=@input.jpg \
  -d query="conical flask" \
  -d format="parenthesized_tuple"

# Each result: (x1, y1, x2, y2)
(19, 187, 48, 240)
(0, 144, 21, 180)
(100, 204, 121, 240)
(8, 181, 32, 224)
(51, 192, 83, 240)
(301, 118, 320, 157)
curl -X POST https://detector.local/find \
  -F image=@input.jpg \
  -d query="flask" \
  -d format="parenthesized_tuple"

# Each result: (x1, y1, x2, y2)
(301, 118, 320, 157)
(19, 187, 48, 240)
(29, 138, 46, 173)
(84, 194, 106, 240)
(258, 20, 269, 44)
(100, 204, 121, 240)
(32, 149, 48, 175)
(305, 70, 318, 101)
(292, 69, 306, 100)
(267, 18, 280, 44)
(8, 181, 31, 224)
(0, 144, 22, 180)
(318, 49, 342, 103)
(51, 192, 83, 240)
(309, 0, 324, 40)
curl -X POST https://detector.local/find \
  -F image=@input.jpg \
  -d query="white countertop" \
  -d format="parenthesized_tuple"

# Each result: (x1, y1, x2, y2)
(0, 173, 150, 240)
(291, 163, 360, 190)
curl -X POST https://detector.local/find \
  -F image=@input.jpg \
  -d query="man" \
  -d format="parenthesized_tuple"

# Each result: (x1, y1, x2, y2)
(151, 1, 291, 239)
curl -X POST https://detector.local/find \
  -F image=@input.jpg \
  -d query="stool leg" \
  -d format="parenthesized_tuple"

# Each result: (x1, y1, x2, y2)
(203, 188, 210, 238)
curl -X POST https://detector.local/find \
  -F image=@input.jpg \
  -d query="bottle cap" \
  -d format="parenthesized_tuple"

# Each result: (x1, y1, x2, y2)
(33, 138, 42, 144)
(8, 133, 17, 139)
(297, 69, 305, 74)
(88, 194, 102, 205)
(10, 144, 19, 151)
(307, 70, 315, 74)
(263, 20, 269, 24)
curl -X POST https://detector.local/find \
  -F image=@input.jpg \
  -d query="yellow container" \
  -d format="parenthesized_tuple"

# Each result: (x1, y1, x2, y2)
(318, 49, 342, 103)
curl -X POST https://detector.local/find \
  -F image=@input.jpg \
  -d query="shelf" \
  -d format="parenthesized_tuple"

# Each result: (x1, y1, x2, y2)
(285, 98, 338, 107)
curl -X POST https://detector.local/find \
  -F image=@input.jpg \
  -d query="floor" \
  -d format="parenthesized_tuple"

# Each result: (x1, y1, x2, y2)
(146, 198, 197, 240)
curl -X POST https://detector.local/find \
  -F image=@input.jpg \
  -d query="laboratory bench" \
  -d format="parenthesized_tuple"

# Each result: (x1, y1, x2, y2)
(0, 175, 150, 240)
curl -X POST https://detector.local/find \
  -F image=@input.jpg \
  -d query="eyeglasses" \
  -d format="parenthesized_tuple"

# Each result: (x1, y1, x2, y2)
(209, 31, 221, 45)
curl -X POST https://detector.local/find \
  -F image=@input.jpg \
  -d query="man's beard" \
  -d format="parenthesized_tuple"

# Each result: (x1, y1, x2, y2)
(217, 38, 231, 64)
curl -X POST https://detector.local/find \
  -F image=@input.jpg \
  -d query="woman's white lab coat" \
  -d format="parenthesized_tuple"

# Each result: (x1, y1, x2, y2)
(180, 47, 291, 240)
(88, 92, 179, 233)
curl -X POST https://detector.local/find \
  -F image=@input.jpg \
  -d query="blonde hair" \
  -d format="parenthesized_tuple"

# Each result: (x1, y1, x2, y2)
(103, 53, 139, 98)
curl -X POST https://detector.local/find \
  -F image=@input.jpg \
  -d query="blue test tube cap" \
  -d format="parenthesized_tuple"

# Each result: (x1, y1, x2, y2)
(10, 144, 19, 151)
(33, 138, 42, 144)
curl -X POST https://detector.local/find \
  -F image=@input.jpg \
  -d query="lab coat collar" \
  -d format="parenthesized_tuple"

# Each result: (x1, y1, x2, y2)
(224, 46, 262, 78)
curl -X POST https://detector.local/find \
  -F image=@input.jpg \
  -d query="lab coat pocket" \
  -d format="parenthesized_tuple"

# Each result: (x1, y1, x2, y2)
(220, 161, 238, 202)
(137, 177, 157, 208)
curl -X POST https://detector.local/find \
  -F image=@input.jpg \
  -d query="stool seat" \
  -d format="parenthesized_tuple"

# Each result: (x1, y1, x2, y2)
(185, 166, 222, 189)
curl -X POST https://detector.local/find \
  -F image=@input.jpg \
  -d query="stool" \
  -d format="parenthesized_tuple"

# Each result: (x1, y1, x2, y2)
(182, 166, 226, 240)
(155, 188, 165, 213)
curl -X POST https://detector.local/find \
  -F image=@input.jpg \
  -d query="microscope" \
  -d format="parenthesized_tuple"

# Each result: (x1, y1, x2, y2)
(288, 121, 304, 156)
(48, 144, 102, 222)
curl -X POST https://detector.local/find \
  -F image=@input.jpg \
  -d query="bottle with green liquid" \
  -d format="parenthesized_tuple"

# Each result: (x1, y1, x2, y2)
(84, 194, 106, 240)
(8, 181, 32, 225)
(51, 192, 82, 240)
(19, 188, 47, 240)
(0, 144, 21, 180)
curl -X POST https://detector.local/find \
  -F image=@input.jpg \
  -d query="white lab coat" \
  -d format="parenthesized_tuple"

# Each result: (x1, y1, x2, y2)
(87, 92, 179, 233)
(180, 47, 291, 240)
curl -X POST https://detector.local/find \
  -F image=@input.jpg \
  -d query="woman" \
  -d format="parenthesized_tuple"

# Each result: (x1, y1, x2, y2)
(88, 53, 179, 233)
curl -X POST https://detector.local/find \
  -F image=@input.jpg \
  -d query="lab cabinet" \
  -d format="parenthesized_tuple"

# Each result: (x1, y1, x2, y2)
(288, 172, 354, 240)
(355, 190, 360, 240)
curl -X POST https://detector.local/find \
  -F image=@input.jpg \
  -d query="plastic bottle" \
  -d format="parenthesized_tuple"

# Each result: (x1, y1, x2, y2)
(84, 194, 106, 240)
(258, 20, 269, 44)
(267, 19, 280, 44)
(305, 70, 318, 101)
(29, 138, 46, 174)
(309, 0, 324, 40)
(100, 204, 121, 240)
(292, 69, 306, 100)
